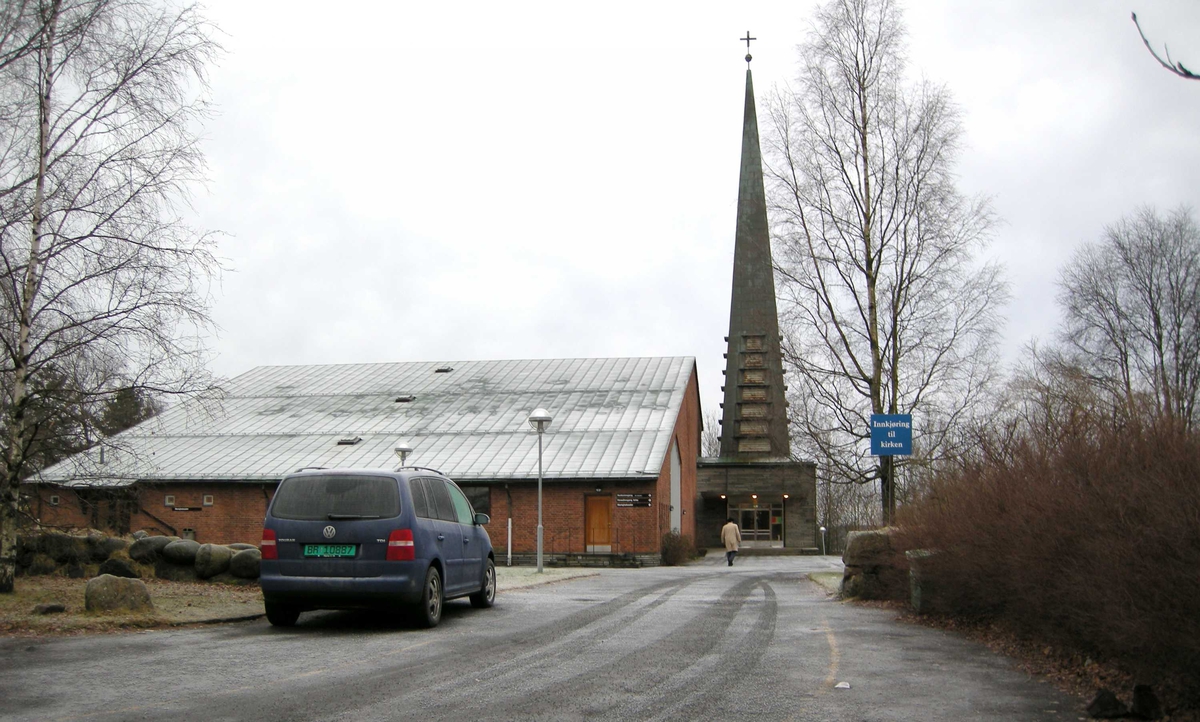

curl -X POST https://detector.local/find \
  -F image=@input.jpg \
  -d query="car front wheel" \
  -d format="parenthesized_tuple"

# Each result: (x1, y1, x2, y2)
(469, 559, 496, 609)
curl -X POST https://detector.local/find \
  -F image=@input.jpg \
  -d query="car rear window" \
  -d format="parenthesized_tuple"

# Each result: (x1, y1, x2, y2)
(271, 474, 401, 521)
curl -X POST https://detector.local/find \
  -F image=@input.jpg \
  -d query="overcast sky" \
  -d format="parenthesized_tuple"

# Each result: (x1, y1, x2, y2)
(190, 0, 1200, 419)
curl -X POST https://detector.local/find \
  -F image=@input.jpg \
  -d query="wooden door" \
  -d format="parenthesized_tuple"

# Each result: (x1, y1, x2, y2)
(585, 495, 612, 549)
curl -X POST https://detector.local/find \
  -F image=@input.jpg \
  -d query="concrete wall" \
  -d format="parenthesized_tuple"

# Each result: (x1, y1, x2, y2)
(694, 460, 817, 550)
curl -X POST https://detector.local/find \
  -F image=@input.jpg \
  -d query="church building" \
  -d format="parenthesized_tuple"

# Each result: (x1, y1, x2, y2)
(695, 55, 819, 551)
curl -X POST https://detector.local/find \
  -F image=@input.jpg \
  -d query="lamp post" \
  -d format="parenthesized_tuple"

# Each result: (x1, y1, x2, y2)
(528, 408, 552, 573)
(819, 526, 827, 556)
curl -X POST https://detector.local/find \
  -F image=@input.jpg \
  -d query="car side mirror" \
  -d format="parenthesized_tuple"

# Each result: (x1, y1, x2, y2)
(474, 513, 490, 526)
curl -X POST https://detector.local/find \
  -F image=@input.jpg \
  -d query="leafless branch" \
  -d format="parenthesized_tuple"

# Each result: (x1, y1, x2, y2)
(1131, 12, 1198, 80)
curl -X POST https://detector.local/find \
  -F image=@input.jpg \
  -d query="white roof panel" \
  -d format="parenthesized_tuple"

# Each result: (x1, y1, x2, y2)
(36, 357, 695, 487)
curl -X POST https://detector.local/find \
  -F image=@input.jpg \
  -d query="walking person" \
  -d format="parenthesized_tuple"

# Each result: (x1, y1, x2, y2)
(721, 517, 741, 566)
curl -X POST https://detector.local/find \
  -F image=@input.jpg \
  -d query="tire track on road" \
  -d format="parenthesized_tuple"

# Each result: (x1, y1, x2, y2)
(476, 574, 764, 720)
(126, 574, 717, 722)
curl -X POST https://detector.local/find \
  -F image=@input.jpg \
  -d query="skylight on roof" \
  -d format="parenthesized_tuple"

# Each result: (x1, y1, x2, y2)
(435, 366, 454, 373)
(336, 436, 362, 446)
(395, 395, 416, 403)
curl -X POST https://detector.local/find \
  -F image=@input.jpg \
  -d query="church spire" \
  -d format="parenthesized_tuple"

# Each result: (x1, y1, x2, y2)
(717, 59, 791, 460)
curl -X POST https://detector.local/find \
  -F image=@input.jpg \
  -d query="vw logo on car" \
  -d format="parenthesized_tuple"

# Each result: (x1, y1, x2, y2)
(323, 525, 336, 539)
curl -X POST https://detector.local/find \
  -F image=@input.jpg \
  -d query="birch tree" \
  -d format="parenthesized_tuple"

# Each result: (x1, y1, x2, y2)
(1058, 206, 1200, 427)
(0, 0, 220, 593)
(766, 0, 1006, 524)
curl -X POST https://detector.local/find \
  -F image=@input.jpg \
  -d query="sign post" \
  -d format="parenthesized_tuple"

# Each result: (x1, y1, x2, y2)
(870, 414, 912, 456)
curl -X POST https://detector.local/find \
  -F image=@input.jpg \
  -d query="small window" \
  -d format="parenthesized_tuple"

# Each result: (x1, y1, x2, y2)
(203, 494, 214, 507)
(336, 436, 362, 446)
(49, 495, 60, 506)
(434, 366, 453, 373)
(395, 395, 416, 403)
(182, 528, 195, 540)
(165, 494, 175, 506)
(461, 486, 490, 516)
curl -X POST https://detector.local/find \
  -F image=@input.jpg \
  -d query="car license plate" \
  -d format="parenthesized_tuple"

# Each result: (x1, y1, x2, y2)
(303, 544, 356, 558)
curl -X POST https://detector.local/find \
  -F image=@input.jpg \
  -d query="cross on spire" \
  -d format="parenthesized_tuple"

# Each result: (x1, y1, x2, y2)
(742, 31, 756, 64)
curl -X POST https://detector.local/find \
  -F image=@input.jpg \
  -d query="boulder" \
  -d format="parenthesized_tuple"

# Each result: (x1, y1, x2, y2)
(1086, 689, 1128, 718)
(27, 553, 58, 576)
(161, 539, 201, 565)
(33, 603, 66, 615)
(65, 564, 86, 579)
(85, 574, 153, 613)
(194, 544, 233, 579)
(843, 530, 898, 566)
(841, 529, 909, 600)
(906, 549, 941, 614)
(98, 557, 140, 579)
(131, 530, 148, 540)
(227, 543, 257, 552)
(1131, 685, 1162, 720)
(86, 535, 128, 562)
(39, 533, 90, 565)
(153, 559, 197, 582)
(128, 535, 174, 563)
(228, 548, 261, 579)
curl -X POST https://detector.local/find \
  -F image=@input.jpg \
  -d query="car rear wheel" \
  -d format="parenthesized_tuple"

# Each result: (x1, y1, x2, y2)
(265, 601, 300, 627)
(414, 565, 443, 628)
(469, 558, 496, 609)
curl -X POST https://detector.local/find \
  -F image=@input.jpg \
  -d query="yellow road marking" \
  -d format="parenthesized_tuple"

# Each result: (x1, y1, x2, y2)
(819, 620, 840, 694)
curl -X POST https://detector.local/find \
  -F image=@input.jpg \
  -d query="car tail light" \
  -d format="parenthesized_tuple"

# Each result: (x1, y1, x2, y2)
(261, 528, 278, 560)
(386, 529, 414, 561)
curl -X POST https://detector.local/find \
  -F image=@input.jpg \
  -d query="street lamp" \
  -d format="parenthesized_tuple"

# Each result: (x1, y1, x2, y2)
(528, 408, 552, 573)
(394, 443, 413, 469)
(819, 526, 827, 556)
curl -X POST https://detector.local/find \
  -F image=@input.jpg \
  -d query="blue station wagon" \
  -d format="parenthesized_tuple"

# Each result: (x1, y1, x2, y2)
(259, 468, 495, 627)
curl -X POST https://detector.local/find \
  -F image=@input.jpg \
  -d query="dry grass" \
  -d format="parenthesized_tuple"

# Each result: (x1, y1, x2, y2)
(0, 576, 264, 636)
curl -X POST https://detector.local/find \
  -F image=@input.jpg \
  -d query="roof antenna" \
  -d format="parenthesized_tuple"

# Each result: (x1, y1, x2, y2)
(394, 443, 413, 470)
(742, 31, 755, 64)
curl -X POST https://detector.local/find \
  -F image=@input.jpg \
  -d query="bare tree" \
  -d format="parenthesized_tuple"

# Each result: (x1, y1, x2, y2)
(1132, 12, 1198, 81)
(700, 411, 721, 458)
(765, 0, 1007, 524)
(0, 0, 220, 593)
(1058, 206, 1200, 428)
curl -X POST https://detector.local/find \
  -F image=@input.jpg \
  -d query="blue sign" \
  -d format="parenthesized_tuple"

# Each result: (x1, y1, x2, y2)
(871, 414, 912, 456)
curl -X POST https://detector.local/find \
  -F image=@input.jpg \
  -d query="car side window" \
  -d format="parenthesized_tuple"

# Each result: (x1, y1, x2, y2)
(409, 478, 431, 519)
(425, 478, 457, 523)
(445, 481, 475, 525)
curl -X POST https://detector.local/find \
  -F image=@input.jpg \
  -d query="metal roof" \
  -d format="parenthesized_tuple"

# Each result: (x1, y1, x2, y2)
(35, 357, 697, 487)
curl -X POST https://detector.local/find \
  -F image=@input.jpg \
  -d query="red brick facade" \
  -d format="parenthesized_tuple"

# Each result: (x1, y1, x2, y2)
(30, 483, 275, 545)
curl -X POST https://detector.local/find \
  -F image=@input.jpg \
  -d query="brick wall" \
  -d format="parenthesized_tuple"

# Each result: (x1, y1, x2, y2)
(480, 481, 661, 555)
(29, 482, 277, 545)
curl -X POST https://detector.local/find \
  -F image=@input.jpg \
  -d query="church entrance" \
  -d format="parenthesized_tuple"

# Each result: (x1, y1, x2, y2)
(730, 503, 784, 548)
(585, 495, 612, 553)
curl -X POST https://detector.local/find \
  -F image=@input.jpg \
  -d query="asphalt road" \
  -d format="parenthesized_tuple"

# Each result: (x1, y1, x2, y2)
(0, 555, 1080, 722)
